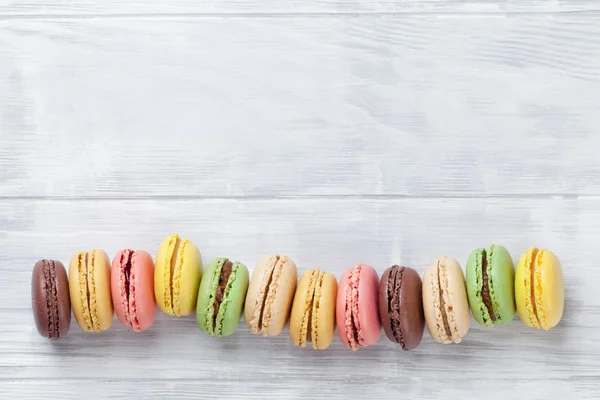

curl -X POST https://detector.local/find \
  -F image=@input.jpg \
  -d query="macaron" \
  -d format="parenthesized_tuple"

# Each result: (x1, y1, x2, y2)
(196, 257, 249, 337)
(378, 265, 425, 350)
(111, 249, 157, 332)
(466, 245, 516, 328)
(422, 257, 470, 344)
(69, 249, 114, 332)
(336, 264, 381, 351)
(289, 269, 338, 350)
(515, 247, 564, 330)
(244, 254, 298, 337)
(31, 260, 71, 339)
(154, 234, 203, 317)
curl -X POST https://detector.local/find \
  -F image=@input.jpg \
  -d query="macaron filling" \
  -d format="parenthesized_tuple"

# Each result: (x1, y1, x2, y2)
(345, 265, 364, 351)
(296, 269, 317, 347)
(214, 262, 244, 336)
(77, 252, 96, 331)
(530, 248, 541, 326)
(168, 236, 181, 315)
(43, 260, 60, 338)
(480, 250, 496, 322)
(309, 271, 326, 349)
(261, 256, 288, 335)
(119, 250, 141, 331)
(211, 260, 233, 331)
(387, 266, 406, 348)
(436, 266, 452, 341)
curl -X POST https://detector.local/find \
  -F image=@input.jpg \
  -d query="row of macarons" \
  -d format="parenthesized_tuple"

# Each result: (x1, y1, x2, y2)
(31, 234, 564, 351)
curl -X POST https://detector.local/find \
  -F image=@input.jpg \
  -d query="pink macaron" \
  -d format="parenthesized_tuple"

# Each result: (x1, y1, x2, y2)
(336, 263, 382, 350)
(111, 249, 157, 332)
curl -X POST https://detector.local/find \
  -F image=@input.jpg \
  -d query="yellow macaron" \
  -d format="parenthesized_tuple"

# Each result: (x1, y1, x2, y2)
(515, 247, 564, 330)
(154, 234, 203, 317)
(289, 269, 338, 350)
(68, 249, 114, 332)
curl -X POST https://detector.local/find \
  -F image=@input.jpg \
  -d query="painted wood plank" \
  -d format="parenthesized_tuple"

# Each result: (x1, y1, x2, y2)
(0, 197, 594, 390)
(1, 15, 599, 199)
(1, 378, 597, 400)
(0, 0, 597, 17)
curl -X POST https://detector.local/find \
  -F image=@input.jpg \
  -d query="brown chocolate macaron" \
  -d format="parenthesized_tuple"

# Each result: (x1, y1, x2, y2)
(31, 260, 71, 339)
(379, 265, 425, 350)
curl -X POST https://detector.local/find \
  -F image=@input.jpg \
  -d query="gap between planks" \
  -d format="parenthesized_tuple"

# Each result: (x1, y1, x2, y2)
(1, 10, 600, 20)
(0, 194, 590, 201)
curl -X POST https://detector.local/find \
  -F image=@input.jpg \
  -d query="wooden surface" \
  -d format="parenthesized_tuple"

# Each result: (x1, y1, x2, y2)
(1, 1, 599, 398)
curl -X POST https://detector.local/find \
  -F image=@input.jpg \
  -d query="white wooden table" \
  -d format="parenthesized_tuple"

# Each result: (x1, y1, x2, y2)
(1, 1, 599, 398)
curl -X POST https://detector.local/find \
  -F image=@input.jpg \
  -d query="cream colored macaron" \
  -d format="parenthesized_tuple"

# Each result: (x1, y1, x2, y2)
(422, 257, 470, 344)
(244, 253, 298, 337)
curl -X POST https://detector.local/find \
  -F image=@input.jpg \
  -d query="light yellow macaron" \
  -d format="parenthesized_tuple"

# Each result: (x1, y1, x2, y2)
(515, 247, 564, 330)
(68, 249, 114, 332)
(154, 234, 203, 317)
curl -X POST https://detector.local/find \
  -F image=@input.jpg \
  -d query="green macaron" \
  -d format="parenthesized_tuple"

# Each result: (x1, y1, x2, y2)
(466, 244, 516, 327)
(196, 257, 249, 337)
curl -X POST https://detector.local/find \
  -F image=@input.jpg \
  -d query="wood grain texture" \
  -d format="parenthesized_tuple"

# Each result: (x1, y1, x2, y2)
(0, 0, 598, 17)
(1, 15, 600, 198)
(1, 1, 599, 398)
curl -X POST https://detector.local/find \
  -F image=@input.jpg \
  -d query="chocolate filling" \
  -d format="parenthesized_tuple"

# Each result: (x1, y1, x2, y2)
(481, 250, 496, 321)
(213, 260, 233, 329)
(49, 260, 59, 338)
(388, 266, 406, 348)
(437, 266, 452, 340)
(43, 260, 60, 338)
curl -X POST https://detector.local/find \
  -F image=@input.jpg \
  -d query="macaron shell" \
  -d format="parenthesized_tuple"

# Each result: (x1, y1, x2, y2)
(489, 245, 516, 324)
(397, 267, 425, 350)
(423, 257, 470, 344)
(111, 250, 156, 332)
(535, 249, 564, 330)
(91, 249, 114, 332)
(69, 250, 114, 332)
(69, 253, 91, 332)
(515, 248, 541, 328)
(335, 269, 353, 348)
(379, 266, 425, 350)
(173, 240, 203, 316)
(154, 235, 177, 315)
(466, 249, 491, 327)
(312, 271, 338, 350)
(130, 250, 157, 331)
(261, 256, 298, 336)
(356, 264, 381, 346)
(111, 250, 132, 329)
(441, 257, 470, 343)
(196, 257, 225, 335)
(379, 267, 395, 342)
(422, 264, 447, 344)
(218, 262, 249, 337)
(516, 248, 564, 330)
(31, 260, 71, 339)
(290, 269, 318, 347)
(244, 254, 278, 332)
